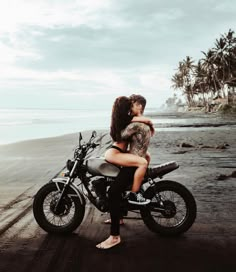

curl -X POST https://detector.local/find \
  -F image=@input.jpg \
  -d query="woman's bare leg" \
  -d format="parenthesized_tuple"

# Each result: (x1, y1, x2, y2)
(105, 150, 148, 192)
(130, 151, 150, 192)
(131, 163, 147, 192)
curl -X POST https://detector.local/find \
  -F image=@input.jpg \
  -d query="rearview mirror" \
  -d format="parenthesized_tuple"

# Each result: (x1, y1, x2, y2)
(92, 130, 97, 138)
(79, 132, 83, 147)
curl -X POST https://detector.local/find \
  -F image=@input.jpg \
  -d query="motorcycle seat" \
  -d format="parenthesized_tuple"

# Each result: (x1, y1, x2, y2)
(147, 161, 179, 179)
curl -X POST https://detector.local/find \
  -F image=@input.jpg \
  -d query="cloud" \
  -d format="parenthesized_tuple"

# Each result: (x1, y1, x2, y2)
(1, 1, 233, 71)
(0, 0, 114, 35)
(0, 41, 41, 65)
(213, 0, 236, 13)
(0, 66, 129, 97)
(0, 66, 83, 81)
(0, 63, 173, 106)
(0, 0, 235, 110)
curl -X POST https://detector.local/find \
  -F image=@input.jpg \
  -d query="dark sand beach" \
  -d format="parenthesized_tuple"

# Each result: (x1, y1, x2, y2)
(0, 114, 236, 272)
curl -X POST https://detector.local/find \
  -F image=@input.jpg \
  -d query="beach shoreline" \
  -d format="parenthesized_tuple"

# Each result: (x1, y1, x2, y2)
(1, 110, 236, 146)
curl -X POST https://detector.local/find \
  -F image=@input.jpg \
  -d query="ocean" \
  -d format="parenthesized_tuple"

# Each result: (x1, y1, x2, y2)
(0, 108, 112, 145)
(0, 108, 235, 145)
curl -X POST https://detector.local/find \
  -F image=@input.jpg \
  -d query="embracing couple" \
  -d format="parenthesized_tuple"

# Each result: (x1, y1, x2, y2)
(96, 94, 155, 249)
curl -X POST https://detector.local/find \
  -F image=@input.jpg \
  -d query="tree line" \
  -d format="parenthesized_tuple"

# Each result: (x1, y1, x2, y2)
(171, 29, 236, 109)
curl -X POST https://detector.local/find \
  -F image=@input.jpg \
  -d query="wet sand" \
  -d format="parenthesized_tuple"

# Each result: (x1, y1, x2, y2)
(0, 126, 236, 272)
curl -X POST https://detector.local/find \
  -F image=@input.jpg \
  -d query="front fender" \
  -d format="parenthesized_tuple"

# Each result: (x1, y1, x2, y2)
(51, 178, 86, 206)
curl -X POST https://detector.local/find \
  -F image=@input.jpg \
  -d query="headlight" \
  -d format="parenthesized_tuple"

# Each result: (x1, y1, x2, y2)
(66, 159, 75, 171)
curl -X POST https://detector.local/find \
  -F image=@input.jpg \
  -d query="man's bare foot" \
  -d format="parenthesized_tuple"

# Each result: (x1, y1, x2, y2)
(96, 235, 121, 249)
(104, 219, 124, 225)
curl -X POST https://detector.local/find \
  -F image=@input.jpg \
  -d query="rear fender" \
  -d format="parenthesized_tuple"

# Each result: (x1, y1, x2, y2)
(51, 178, 86, 206)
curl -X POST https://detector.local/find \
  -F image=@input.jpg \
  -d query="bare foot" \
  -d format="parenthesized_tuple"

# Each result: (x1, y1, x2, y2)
(96, 235, 121, 249)
(104, 219, 124, 225)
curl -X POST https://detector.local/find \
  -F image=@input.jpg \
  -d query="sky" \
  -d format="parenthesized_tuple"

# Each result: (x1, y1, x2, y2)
(0, 0, 235, 110)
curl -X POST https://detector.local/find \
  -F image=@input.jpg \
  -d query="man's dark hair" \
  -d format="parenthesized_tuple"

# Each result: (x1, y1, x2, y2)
(129, 94, 146, 110)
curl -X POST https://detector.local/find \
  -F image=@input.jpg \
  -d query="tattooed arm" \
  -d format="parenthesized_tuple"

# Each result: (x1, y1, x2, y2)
(132, 116, 152, 125)
(131, 116, 155, 136)
(121, 122, 151, 158)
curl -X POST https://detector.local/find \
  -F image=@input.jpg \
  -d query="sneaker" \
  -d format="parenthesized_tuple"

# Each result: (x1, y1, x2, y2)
(128, 192, 151, 205)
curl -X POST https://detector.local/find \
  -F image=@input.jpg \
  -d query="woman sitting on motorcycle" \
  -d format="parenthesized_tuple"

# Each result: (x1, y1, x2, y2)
(105, 95, 154, 204)
(96, 94, 154, 249)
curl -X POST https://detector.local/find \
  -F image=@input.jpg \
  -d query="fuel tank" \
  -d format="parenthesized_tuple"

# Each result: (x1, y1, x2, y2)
(86, 157, 120, 177)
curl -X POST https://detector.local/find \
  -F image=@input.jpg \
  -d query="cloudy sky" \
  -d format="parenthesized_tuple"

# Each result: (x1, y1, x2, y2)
(0, 0, 235, 110)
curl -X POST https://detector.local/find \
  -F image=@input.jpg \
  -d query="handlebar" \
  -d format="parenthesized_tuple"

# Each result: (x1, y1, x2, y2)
(74, 131, 99, 159)
(91, 142, 100, 148)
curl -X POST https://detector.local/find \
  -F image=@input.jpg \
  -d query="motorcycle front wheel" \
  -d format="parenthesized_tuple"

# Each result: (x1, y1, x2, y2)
(33, 182, 85, 233)
(141, 180, 197, 236)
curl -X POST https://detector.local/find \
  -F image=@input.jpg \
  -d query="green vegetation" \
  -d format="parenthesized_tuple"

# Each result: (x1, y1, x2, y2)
(171, 29, 236, 112)
(218, 104, 236, 114)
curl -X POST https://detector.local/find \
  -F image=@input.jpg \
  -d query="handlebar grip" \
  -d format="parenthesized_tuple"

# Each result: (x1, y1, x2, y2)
(91, 143, 99, 148)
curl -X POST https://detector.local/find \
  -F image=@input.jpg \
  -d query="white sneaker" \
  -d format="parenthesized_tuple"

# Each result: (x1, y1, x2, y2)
(128, 192, 151, 205)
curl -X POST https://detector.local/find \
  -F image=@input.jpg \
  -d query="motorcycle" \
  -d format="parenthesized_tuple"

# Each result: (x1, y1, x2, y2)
(33, 131, 197, 236)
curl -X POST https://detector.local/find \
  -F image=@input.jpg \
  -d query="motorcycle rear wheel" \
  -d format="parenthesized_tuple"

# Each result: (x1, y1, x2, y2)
(141, 180, 197, 236)
(33, 182, 85, 233)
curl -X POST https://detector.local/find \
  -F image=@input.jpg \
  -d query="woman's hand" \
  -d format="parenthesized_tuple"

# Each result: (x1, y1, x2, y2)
(131, 116, 151, 124)
(150, 124, 155, 136)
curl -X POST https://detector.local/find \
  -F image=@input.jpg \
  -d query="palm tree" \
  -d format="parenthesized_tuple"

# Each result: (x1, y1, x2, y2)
(171, 58, 195, 106)
(224, 29, 236, 88)
(171, 62, 185, 101)
(212, 37, 229, 97)
(171, 73, 183, 90)
(193, 61, 208, 106)
(180, 56, 195, 106)
(201, 49, 220, 99)
(171, 29, 236, 109)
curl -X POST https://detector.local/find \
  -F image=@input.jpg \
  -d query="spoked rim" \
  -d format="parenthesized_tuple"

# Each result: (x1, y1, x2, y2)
(150, 190, 187, 228)
(43, 191, 76, 227)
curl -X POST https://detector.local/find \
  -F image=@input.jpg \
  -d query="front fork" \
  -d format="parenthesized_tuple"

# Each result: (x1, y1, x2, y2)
(54, 160, 79, 213)
(53, 183, 69, 213)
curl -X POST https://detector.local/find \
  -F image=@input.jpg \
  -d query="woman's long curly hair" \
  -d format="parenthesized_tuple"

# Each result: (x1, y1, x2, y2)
(110, 96, 132, 142)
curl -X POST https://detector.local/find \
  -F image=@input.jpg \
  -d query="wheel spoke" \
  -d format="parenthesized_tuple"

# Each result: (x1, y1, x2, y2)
(42, 191, 76, 227)
(150, 189, 187, 228)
